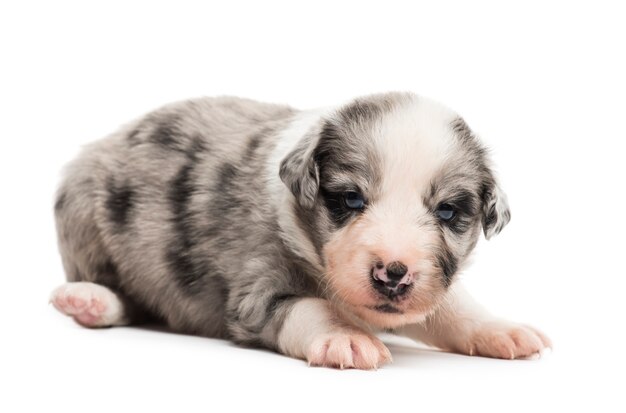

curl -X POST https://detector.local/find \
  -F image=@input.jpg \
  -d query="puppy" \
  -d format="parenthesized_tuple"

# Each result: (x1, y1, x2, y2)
(51, 92, 550, 369)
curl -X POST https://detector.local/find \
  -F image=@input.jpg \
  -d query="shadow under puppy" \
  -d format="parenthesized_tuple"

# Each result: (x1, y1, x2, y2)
(51, 92, 550, 369)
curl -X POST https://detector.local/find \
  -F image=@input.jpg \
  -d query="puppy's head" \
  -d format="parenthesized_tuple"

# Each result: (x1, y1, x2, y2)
(279, 93, 510, 328)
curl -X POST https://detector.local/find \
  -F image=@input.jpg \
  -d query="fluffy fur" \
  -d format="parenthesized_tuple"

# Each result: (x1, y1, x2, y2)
(51, 92, 550, 369)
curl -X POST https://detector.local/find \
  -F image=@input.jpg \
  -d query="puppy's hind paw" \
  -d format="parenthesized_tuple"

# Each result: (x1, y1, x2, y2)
(50, 282, 127, 327)
(307, 331, 392, 370)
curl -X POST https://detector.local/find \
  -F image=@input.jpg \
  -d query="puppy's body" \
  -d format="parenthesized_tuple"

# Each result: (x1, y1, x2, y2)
(52, 93, 550, 368)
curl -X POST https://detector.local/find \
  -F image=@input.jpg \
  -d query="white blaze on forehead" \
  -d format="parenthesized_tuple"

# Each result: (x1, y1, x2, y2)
(361, 97, 460, 263)
(374, 97, 459, 202)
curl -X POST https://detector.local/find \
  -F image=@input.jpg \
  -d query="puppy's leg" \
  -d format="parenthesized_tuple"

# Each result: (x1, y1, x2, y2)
(50, 282, 129, 328)
(276, 298, 391, 369)
(397, 283, 551, 359)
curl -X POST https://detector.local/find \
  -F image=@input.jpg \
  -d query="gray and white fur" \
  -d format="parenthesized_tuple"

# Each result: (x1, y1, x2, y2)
(51, 93, 550, 369)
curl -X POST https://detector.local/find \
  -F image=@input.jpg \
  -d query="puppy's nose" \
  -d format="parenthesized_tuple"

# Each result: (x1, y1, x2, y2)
(371, 261, 413, 298)
(386, 261, 408, 282)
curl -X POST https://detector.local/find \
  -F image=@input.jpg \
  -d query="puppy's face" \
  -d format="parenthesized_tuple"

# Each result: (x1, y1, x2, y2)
(280, 93, 510, 328)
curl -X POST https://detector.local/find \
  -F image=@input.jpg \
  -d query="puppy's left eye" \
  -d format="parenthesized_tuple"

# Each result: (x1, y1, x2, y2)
(343, 191, 365, 210)
(436, 203, 456, 221)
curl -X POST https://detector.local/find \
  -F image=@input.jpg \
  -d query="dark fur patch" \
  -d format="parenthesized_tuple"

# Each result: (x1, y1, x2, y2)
(204, 129, 271, 243)
(435, 240, 458, 287)
(167, 162, 208, 293)
(212, 275, 230, 307)
(146, 115, 209, 159)
(206, 162, 244, 219)
(169, 164, 195, 214)
(94, 257, 156, 324)
(479, 176, 510, 237)
(266, 293, 298, 315)
(449, 118, 490, 174)
(313, 122, 376, 228)
(186, 135, 207, 160)
(373, 304, 402, 314)
(484, 203, 498, 229)
(289, 202, 325, 260)
(443, 190, 481, 235)
(243, 130, 266, 161)
(446, 190, 480, 216)
(337, 95, 398, 124)
(450, 117, 474, 143)
(319, 188, 359, 228)
(216, 162, 238, 192)
(150, 118, 180, 149)
(314, 121, 343, 165)
(106, 179, 134, 227)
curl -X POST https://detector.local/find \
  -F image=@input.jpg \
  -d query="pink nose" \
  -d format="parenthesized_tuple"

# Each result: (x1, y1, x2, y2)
(371, 261, 414, 298)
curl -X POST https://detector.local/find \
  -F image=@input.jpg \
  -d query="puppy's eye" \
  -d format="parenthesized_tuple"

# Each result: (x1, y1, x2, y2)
(343, 191, 365, 210)
(436, 203, 455, 221)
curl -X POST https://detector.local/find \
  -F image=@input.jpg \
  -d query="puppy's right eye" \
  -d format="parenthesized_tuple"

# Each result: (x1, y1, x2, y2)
(343, 191, 365, 210)
(436, 203, 456, 221)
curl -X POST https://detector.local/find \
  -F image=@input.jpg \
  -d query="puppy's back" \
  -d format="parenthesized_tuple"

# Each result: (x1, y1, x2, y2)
(54, 96, 296, 334)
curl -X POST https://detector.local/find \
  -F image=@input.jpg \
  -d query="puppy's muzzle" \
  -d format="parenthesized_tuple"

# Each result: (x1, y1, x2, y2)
(371, 261, 414, 299)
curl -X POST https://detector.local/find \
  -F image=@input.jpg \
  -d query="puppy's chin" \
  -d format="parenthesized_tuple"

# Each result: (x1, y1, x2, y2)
(350, 304, 431, 329)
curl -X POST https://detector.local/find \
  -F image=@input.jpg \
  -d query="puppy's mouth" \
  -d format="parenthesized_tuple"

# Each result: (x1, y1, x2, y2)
(365, 272, 413, 315)
(369, 304, 403, 314)
(371, 278, 414, 300)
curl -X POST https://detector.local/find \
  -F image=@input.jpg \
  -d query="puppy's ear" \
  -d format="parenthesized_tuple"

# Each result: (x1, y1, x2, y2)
(279, 126, 322, 209)
(482, 175, 511, 239)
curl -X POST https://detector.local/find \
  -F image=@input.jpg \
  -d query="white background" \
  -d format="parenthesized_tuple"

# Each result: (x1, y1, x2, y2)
(1, 1, 625, 412)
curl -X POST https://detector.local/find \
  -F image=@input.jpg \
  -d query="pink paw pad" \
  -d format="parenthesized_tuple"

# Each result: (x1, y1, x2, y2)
(50, 283, 117, 328)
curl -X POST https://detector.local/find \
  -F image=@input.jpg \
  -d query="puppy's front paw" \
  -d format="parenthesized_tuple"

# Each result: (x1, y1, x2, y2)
(307, 331, 392, 370)
(463, 321, 551, 360)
